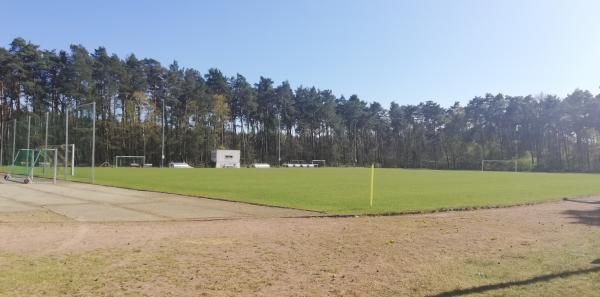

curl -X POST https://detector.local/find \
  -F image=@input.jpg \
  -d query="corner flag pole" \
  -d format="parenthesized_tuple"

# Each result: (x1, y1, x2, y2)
(370, 163, 375, 207)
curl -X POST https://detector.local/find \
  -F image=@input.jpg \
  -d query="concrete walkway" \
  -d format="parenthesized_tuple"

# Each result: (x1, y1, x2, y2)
(0, 181, 320, 222)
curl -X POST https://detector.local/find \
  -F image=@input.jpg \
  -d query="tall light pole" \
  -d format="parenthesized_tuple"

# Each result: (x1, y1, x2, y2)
(92, 102, 96, 184)
(140, 103, 151, 165)
(0, 109, 3, 167)
(12, 118, 15, 166)
(44, 112, 48, 149)
(277, 113, 281, 166)
(161, 98, 165, 168)
(0, 121, 3, 167)
(0, 88, 3, 167)
(354, 122, 358, 165)
(65, 107, 69, 179)
(515, 124, 519, 172)
(26, 115, 30, 151)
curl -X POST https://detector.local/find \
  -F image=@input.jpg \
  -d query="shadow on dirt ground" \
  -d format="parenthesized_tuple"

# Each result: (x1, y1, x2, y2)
(430, 261, 600, 297)
(562, 199, 600, 226)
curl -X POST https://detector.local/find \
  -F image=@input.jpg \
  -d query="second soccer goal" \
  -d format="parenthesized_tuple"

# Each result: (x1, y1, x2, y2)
(114, 156, 146, 168)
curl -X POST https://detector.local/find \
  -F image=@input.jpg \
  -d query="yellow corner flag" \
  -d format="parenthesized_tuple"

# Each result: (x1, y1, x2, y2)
(370, 163, 375, 207)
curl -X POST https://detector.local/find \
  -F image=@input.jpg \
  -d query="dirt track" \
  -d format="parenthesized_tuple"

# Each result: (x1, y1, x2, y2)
(0, 182, 318, 222)
(0, 196, 599, 296)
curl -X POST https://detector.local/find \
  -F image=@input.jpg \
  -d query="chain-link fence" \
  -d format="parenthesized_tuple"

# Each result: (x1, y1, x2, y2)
(67, 103, 96, 183)
(0, 119, 16, 168)
(1, 106, 96, 184)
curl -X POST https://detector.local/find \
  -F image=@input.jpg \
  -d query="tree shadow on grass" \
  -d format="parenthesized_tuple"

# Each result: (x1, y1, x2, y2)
(562, 199, 600, 226)
(429, 262, 600, 297)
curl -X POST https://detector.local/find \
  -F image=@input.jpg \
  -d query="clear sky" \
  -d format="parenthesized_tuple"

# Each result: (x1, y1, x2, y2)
(2, 0, 599, 107)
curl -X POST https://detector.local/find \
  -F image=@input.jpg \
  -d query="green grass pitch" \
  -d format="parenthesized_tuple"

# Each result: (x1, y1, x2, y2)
(56, 167, 600, 214)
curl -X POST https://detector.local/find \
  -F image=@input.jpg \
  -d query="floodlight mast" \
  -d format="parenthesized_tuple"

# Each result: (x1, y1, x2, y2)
(27, 116, 30, 151)
(12, 119, 16, 166)
(92, 102, 96, 184)
(161, 98, 165, 168)
(277, 113, 281, 166)
(45, 112, 49, 149)
(0, 120, 3, 167)
(0, 109, 3, 167)
(65, 107, 69, 179)
(27, 116, 32, 177)
(515, 124, 519, 173)
(0, 93, 2, 166)
(53, 148, 58, 184)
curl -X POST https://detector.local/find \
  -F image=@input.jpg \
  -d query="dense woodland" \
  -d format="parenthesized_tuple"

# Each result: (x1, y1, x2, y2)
(1, 37, 600, 171)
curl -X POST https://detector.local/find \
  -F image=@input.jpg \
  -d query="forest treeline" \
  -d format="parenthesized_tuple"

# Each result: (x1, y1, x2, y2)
(1, 37, 600, 171)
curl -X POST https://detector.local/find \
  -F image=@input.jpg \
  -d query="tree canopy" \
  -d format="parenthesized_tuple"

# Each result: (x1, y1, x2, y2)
(1, 37, 600, 172)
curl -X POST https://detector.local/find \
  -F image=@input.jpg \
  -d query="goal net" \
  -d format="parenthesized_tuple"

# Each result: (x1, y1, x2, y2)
(46, 144, 75, 178)
(31, 148, 58, 183)
(419, 160, 447, 170)
(481, 159, 517, 172)
(4, 148, 57, 184)
(5, 149, 35, 183)
(0, 119, 14, 170)
(1, 108, 96, 183)
(114, 156, 146, 168)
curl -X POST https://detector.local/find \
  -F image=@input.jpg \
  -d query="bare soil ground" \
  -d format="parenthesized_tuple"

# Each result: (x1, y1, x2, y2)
(0, 182, 318, 222)
(0, 197, 599, 296)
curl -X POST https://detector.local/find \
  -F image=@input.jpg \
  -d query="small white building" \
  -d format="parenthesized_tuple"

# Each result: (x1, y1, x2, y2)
(211, 150, 241, 168)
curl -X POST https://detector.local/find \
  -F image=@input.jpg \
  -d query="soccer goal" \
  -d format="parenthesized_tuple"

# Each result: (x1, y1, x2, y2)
(4, 148, 58, 184)
(419, 160, 446, 170)
(46, 144, 75, 177)
(1, 105, 96, 183)
(114, 156, 146, 168)
(481, 159, 518, 172)
(31, 148, 58, 183)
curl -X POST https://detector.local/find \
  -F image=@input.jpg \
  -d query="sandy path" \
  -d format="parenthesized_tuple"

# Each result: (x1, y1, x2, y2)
(0, 182, 319, 222)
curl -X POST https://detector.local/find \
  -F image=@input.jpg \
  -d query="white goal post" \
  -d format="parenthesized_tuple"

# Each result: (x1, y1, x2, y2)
(48, 144, 75, 177)
(32, 148, 58, 184)
(481, 159, 518, 172)
(114, 156, 146, 168)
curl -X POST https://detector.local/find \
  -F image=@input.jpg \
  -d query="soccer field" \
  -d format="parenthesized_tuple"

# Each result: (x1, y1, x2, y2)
(53, 167, 600, 215)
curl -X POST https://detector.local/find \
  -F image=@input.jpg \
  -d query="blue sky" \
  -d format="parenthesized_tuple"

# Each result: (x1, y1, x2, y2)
(2, 0, 600, 107)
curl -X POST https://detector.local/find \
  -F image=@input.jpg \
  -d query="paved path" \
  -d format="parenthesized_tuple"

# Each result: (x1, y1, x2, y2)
(0, 181, 320, 222)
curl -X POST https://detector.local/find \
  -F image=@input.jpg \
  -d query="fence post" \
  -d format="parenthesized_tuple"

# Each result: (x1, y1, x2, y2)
(92, 102, 96, 184)
(12, 119, 15, 166)
(65, 109, 69, 180)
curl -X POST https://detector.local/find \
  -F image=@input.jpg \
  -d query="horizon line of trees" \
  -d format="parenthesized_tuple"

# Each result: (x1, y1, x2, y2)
(2, 37, 600, 172)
